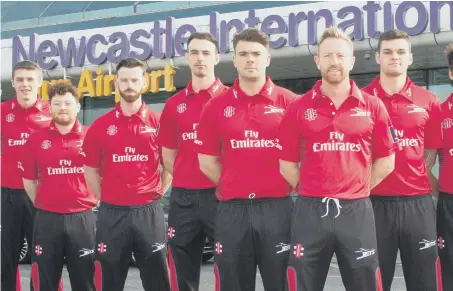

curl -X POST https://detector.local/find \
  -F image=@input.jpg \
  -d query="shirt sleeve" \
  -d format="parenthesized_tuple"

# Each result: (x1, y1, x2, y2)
(372, 98, 399, 159)
(156, 101, 178, 149)
(83, 122, 102, 168)
(194, 100, 221, 156)
(278, 104, 302, 162)
(424, 97, 443, 149)
(20, 134, 38, 180)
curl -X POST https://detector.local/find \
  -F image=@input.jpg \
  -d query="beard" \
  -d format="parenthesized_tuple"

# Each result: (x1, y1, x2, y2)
(321, 66, 347, 85)
(53, 113, 75, 126)
(119, 89, 141, 103)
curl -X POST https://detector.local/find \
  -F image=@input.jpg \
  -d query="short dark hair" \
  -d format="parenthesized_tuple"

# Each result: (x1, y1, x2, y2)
(378, 29, 411, 51)
(446, 43, 453, 74)
(12, 60, 41, 79)
(187, 32, 219, 53)
(116, 58, 146, 74)
(48, 82, 79, 102)
(232, 28, 269, 51)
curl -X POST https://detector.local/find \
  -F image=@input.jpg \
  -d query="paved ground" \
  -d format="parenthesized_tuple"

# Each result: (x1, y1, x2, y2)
(20, 258, 407, 290)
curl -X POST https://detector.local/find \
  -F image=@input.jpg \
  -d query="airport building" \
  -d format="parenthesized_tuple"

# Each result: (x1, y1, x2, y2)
(1, 1, 452, 122)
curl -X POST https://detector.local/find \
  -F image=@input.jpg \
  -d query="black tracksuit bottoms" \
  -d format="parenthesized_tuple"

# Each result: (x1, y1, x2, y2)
(1, 187, 35, 291)
(371, 194, 442, 291)
(94, 201, 169, 291)
(287, 196, 382, 291)
(166, 187, 218, 291)
(437, 192, 453, 290)
(30, 209, 96, 291)
(214, 196, 294, 291)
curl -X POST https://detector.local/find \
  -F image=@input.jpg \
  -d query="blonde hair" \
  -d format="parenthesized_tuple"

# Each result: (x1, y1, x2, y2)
(317, 27, 353, 50)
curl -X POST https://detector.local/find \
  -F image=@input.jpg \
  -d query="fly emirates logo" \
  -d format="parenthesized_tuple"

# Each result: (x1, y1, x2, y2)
(47, 159, 83, 175)
(8, 133, 29, 147)
(313, 132, 361, 152)
(394, 129, 419, 147)
(181, 123, 198, 141)
(112, 147, 149, 162)
(230, 130, 281, 150)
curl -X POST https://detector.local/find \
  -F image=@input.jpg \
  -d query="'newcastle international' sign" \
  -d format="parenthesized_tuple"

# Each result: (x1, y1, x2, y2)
(12, 1, 453, 70)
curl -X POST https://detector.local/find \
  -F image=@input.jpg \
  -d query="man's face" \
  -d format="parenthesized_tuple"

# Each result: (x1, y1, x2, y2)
(185, 39, 219, 78)
(11, 69, 42, 106)
(376, 39, 413, 77)
(115, 67, 146, 103)
(50, 93, 80, 126)
(315, 38, 355, 85)
(233, 41, 270, 81)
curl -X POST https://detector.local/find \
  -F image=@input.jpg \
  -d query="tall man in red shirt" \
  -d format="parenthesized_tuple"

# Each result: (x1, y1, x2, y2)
(83, 58, 172, 291)
(279, 27, 397, 291)
(21, 83, 97, 290)
(157, 32, 228, 291)
(195, 28, 298, 291)
(437, 43, 453, 289)
(362, 30, 443, 291)
(1, 61, 52, 290)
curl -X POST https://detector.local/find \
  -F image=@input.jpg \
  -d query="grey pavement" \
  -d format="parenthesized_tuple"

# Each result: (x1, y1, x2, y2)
(19, 259, 407, 291)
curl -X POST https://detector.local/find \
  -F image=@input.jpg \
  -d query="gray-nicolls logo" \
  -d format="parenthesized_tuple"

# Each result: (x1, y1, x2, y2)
(355, 248, 376, 260)
(17, 161, 24, 172)
(78, 248, 94, 257)
(275, 243, 290, 254)
(264, 105, 284, 114)
(152, 243, 166, 253)
(35, 115, 51, 122)
(419, 239, 436, 250)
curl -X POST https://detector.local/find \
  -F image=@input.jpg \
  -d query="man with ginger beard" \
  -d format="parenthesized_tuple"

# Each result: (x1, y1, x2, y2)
(83, 58, 172, 290)
(279, 27, 398, 291)
(21, 83, 97, 291)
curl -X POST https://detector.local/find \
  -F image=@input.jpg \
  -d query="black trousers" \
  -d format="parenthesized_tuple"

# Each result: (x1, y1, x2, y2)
(437, 192, 453, 290)
(287, 196, 381, 291)
(214, 196, 293, 291)
(30, 209, 96, 291)
(166, 187, 217, 291)
(1, 187, 35, 291)
(371, 194, 442, 291)
(94, 201, 169, 291)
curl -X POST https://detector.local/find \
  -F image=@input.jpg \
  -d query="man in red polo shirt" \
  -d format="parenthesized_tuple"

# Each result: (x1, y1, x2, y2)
(437, 43, 453, 289)
(1, 61, 52, 290)
(362, 30, 443, 291)
(157, 32, 228, 291)
(195, 28, 298, 291)
(279, 27, 397, 291)
(21, 82, 97, 290)
(83, 58, 172, 291)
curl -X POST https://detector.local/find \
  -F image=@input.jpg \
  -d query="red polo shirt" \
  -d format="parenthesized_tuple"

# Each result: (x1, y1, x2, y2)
(362, 77, 443, 196)
(1, 97, 51, 189)
(195, 77, 298, 201)
(439, 94, 453, 195)
(279, 80, 397, 200)
(21, 121, 97, 213)
(82, 102, 163, 206)
(156, 78, 228, 189)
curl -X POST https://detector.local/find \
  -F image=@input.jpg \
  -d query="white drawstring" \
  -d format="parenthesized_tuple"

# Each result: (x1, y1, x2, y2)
(321, 197, 342, 218)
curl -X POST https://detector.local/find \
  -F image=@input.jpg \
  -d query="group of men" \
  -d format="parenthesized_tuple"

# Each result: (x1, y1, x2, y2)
(0, 26, 452, 291)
